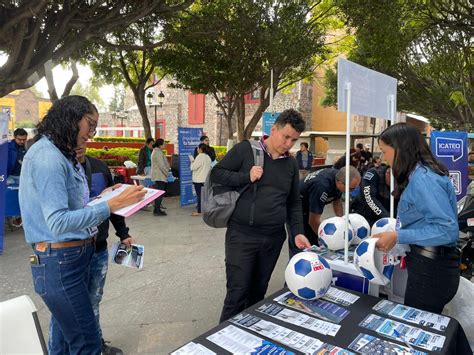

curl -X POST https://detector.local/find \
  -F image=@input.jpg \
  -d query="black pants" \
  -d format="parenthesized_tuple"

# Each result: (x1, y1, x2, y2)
(404, 247, 460, 314)
(193, 182, 203, 213)
(153, 181, 167, 212)
(220, 226, 286, 323)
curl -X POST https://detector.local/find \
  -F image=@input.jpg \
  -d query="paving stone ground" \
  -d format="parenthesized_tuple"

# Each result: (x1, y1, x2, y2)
(0, 196, 335, 354)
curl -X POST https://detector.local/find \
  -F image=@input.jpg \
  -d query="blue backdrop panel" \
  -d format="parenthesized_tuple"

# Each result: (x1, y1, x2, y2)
(178, 127, 203, 206)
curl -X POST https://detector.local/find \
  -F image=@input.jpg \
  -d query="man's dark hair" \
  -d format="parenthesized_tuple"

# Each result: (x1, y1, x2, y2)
(356, 143, 363, 149)
(35, 95, 97, 164)
(146, 138, 154, 145)
(14, 128, 27, 137)
(379, 122, 448, 198)
(300, 142, 309, 149)
(274, 109, 305, 133)
(200, 135, 209, 142)
(153, 138, 165, 148)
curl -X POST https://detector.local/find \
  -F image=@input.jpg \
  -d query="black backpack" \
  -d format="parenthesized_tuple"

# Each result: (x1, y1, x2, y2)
(201, 140, 264, 228)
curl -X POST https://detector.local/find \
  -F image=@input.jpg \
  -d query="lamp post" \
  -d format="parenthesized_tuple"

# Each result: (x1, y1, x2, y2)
(146, 91, 165, 139)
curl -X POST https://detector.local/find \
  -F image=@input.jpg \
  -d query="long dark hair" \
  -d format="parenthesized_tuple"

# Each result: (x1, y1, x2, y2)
(35, 96, 97, 163)
(378, 123, 448, 198)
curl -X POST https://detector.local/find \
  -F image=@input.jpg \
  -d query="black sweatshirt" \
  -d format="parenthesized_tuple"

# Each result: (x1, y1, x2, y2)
(82, 156, 130, 252)
(210, 140, 304, 235)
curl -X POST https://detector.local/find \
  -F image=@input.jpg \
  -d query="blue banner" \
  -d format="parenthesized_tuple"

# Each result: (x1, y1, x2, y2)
(0, 113, 9, 254)
(178, 127, 203, 206)
(262, 112, 280, 136)
(430, 131, 468, 200)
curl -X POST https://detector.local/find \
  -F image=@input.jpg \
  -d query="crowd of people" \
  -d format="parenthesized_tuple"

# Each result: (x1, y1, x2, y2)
(5, 97, 465, 354)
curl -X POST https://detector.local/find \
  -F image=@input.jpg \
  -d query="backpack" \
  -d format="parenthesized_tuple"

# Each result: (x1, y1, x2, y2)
(201, 140, 264, 228)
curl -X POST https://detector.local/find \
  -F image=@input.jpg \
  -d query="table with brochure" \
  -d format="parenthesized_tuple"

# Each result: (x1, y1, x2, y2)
(172, 286, 470, 354)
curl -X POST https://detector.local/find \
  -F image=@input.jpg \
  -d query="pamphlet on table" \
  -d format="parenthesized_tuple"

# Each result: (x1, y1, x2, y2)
(348, 333, 427, 355)
(171, 342, 216, 355)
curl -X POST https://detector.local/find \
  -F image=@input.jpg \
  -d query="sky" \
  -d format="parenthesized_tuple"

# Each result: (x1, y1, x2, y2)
(34, 63, 115, 107)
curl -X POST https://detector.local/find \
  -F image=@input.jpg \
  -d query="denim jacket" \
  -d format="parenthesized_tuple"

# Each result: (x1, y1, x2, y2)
(397, 165, 458, 247)
(19, 137, 110, 244)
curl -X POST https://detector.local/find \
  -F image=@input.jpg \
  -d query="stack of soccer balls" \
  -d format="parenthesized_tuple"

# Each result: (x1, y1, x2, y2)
(317, 213, 372, 250)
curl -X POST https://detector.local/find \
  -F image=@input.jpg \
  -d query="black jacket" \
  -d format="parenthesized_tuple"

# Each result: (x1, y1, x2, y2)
(83, 156, 130, 251)
(193, 145, 216, 162)
(211, 140, 304, 235)
(137, 145, 150, 174)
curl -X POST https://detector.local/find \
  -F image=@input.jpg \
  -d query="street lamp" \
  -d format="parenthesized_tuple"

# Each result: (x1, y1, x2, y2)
(146, 91, 165, 139)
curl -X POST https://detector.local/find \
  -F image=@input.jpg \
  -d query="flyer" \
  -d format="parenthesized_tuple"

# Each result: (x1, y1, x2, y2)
(274, 291, 350, 323)
(87, 184, 164, 217)
(359, 314, 446, 351)
(230, 313, 354, 354)
(206, 325, 294, 354)
(110, 242, 144, 269)
(373, 299, 450, 331)
(256, 303, 341, 337)
(322, 287, 360, 307)
(171, 342, 216, 355)
(348, 333, 427, 355)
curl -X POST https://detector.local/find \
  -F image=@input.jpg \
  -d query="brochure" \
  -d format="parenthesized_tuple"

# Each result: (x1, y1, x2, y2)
(110, 242, 144, 269)
(359, 314, 446, 351)
(171, 342, 216, 355)
(206, 325, 295, 354)
(230, 313, 354, 354)
(274, 291, 350, 323)
(373, 299, 450, 332)
(322, 287, 360, 307)
(256, 303, 341, 337)
(87, 184, 164, 217)
(348, 333, 427, 355)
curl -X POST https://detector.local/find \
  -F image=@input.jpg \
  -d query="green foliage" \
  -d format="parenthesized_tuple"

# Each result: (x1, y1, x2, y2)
(15, 121, 35, 128)
(329, 0, 473, 130)
(93, 137, 146, 143)
(70, 81, 105, 111)
(86, 147, 140, 164)
(211, 145, 227, 160)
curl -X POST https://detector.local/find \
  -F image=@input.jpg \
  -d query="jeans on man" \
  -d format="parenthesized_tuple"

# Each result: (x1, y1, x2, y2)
(31, 243, 101, 355)
(88, 248, 109, 341)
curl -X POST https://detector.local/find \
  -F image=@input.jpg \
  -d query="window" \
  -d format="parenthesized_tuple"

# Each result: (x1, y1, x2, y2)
(244, 89, 261, 104)
(188, 93, 205, 124)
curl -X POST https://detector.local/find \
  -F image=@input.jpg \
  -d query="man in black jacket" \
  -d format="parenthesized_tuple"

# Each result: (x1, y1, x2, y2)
(193, 135, 216, 162)
(137, 138, 155, 187)
(211, 109, 311, 322)
(351, 165, 395, 225)
(79, 148, 134, 355)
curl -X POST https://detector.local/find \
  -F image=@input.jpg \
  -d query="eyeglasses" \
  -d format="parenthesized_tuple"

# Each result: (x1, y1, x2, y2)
(84, 115, 97, 137)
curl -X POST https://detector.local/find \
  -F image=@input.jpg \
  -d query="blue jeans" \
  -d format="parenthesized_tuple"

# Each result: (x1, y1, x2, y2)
(31, 243, 101, 355)
(88, 249, 109, 341)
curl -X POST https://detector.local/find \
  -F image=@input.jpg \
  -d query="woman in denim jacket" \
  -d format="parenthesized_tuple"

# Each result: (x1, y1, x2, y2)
(19, 96, 145, 355)
(373, 123, 460, 314)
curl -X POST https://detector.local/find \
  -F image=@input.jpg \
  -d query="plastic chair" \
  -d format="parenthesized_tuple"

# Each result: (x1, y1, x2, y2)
(0, 295, 47, 354)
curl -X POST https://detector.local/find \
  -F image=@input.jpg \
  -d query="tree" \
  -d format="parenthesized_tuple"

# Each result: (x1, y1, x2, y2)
(87, 18, 165, 139)
(70, 81, 106, 111)
(0, 0, 194, 97)
(159, 0, 336, 141)
(324, 0, 473, 130)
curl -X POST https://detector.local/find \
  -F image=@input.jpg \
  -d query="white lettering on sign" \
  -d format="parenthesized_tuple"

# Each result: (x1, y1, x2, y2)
(439, 143, 461, 149)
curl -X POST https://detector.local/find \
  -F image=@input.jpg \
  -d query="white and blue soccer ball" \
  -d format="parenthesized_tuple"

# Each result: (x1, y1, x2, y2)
(318, 216, 354, 251)
(285, 252, 333, 300)
(354, 238, 394, 286)
(348, 213, 371, 245)
(371, 217, 397, 236)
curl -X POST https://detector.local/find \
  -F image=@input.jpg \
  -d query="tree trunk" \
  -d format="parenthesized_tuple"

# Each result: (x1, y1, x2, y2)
(132, 86, 152, 139)
(244, 86, 271, 140)
(236, 94, 246, 142)
(61, 61, 79, 97)
(44, 60, 58, 102)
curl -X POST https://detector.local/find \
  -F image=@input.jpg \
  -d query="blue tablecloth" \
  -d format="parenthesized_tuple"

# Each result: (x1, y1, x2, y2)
(5, 186, 20, 217)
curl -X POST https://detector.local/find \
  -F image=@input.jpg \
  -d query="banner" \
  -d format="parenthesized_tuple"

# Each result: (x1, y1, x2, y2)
(178, 127, 203, 206)
(0, 112, 9, 254)
(262, 112, 280, 136)
(337, 58, 397, 120)
(430, 131, 468, 200)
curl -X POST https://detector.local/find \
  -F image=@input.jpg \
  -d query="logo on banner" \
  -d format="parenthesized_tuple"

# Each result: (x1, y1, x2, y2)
(435, 137, 464, 162)
(449, 171, 462, 195)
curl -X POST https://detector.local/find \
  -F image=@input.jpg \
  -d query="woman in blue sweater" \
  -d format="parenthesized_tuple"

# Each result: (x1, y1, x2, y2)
(374, 123, 460, 313)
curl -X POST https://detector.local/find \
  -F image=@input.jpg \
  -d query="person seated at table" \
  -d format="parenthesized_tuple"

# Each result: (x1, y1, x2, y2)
(7, 128, 28, 186)
(373, 123, 460, 314)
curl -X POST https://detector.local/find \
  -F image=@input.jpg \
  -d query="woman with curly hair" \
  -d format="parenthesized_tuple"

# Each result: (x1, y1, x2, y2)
(373, 123, 460, 313)
(19, 95, 145, 355)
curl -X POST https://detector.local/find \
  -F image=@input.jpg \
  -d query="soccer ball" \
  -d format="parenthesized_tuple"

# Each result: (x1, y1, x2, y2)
(354, 238, 394, 285)
(285, 252, 333, 300)
(348, 213, 371, 245)
(318, 216, 354, 251)
(371, 217, 397, 235)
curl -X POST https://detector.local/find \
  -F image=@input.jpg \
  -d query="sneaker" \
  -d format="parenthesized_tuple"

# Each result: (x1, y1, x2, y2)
(153, 210, 167, 216)
(102, 340, 123, 355)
